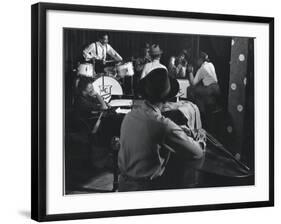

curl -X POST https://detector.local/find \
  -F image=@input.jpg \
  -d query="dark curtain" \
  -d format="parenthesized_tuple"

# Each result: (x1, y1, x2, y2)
(199, 36, 232, 109)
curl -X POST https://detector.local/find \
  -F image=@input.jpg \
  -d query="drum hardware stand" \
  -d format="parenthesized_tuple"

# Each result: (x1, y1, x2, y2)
(130, 75, 134, 96)
(102, 72, 105, 91)
(99, 72, 108, 100)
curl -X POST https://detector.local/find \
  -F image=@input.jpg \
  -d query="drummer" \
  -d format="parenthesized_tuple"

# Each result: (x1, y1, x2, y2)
(140, 44, 167, 79)
(83, 33, 123, 74)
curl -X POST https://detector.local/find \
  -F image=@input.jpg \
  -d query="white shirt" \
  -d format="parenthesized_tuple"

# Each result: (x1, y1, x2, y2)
(193, 62, 218, 86)
(140, 59, 167, 79)
(83, 41, 122, 61)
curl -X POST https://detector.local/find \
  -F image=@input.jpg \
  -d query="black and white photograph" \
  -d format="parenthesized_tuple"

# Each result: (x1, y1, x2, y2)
(30, 2, 274, 221)
(64, 28, 255, 194)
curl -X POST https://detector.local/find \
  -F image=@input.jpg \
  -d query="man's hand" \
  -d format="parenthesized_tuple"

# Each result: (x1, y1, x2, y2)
(195, 128, 206, 141)
(197, 139, 206, 151)
(101, 105, 109, 110)
(89, 90, 98, 97)
(180, 125, 194, 137)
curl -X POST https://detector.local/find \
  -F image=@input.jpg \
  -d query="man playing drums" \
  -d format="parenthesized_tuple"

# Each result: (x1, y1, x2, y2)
(83, 33, 123, 74)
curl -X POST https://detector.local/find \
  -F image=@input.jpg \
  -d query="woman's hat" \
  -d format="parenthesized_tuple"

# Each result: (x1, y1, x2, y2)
(150, 44, 163, 56)
(138, 68, 179, 102)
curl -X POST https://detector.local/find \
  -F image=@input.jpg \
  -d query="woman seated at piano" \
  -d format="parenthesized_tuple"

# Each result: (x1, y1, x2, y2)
(74, 77, 108, 122)
(83, 33, 123, 74)
(74, 77, 124, 169)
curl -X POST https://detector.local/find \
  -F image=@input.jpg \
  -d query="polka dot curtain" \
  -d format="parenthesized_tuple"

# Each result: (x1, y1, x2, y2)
(227, 37, 249, 157)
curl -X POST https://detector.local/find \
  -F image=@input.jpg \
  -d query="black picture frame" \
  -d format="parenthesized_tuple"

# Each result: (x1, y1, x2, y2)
(31, 2, 274, 222)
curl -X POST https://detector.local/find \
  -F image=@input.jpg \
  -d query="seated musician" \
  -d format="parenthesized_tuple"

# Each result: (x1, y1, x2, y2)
(140, 44, 167, 79)
(74, 77, 124, 169)
(74, 77, 108, 120)
(187, 52, 221, 121)
(83, 33, 123, 74)
(118, 68, 205, 192)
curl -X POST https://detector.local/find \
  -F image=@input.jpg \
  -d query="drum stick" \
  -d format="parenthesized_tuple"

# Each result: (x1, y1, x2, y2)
(104, 59, 116, 63)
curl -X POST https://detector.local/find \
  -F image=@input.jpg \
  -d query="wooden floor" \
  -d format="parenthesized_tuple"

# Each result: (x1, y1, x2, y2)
(67, 171, 114, 194)
(64, 132, 254, 194)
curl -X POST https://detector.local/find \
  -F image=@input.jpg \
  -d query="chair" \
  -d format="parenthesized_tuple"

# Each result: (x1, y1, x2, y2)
(111, 136, 121, 191)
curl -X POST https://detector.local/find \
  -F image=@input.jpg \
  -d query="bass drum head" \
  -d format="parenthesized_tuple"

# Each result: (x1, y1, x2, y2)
(92, 76, 123, 102)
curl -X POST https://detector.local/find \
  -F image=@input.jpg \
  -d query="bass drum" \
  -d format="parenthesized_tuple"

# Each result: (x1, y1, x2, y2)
(92, 76, 123, 103)
(77, 63, 94, 78)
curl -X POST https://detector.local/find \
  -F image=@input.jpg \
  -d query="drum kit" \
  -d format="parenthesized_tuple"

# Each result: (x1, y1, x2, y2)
(76, 60, 135, 102)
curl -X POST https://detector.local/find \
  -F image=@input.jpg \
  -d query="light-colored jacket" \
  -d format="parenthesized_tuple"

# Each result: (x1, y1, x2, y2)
(140, 59, 167, 79)
(118, 101, 204, 180)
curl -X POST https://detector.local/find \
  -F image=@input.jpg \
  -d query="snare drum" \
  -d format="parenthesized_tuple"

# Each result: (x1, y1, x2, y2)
(77, 63, 94, 78)
(92, 76, 123, 102)
(116, 62, 134, 78)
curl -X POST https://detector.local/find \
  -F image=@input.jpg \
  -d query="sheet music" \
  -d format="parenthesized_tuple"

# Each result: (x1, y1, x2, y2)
(115, 107, 131, 114)
(109, 99, 133, 107)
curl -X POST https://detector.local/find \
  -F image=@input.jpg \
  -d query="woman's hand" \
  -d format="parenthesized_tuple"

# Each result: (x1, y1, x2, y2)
(187, 65, 194, 73)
